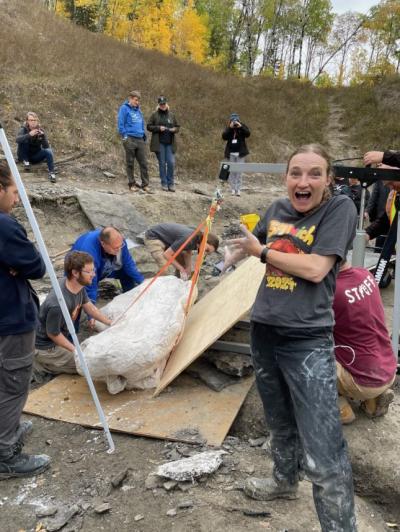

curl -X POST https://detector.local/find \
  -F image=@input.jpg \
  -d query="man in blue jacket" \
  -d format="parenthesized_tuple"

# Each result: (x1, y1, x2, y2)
(0, 161, 50, 478)
(117, 90, 152, 193)
(71, 227, 144, 323)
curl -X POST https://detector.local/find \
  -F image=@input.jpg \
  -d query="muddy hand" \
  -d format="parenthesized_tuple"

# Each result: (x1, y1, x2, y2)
(227, 224, 263, 257)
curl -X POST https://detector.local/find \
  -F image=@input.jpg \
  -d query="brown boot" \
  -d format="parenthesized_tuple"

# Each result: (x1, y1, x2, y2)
(361, 389, 394, 418)
(338, 396, 356, 424)
(244, 477, 298, 501)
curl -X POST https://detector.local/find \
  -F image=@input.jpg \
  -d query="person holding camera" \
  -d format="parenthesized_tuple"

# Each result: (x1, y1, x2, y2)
(147, 96, 180, 192)
(16, 112, 56, 183)
(222, 113, 250, 196)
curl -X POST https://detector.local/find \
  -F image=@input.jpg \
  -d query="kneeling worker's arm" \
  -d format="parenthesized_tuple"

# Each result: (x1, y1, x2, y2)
(47, 333, 75, 353)
(163, 247, 188, 276)
(83, 302, 112, 326)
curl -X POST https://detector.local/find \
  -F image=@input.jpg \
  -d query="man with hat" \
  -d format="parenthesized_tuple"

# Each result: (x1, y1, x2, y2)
(117, 90, 152, 193)
(147, 96, 180, 192)
(222, 113, 251, 197)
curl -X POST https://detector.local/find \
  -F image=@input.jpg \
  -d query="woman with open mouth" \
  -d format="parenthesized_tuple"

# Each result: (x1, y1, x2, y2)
(229, 144, 358, 531)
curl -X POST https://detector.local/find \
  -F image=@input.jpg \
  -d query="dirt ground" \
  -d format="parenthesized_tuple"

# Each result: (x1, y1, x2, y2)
(1, 150, 399, 532)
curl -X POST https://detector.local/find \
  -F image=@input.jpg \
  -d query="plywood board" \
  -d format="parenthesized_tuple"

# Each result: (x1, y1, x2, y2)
(155, 256, 265, 395)
(24, 373, 254, 446)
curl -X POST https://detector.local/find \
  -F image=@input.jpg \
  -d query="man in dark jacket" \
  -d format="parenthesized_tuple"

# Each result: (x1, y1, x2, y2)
(222, 113, 250, 196)
(147, 96, 180, 192)
(16, 112, 56, 183)
(0, 161, 50, 478)
(117, 90, 152, 193)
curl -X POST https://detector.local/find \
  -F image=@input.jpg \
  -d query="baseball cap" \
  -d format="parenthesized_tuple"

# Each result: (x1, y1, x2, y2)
(230, 113, 240, 121)
(158, 96, 168, 104)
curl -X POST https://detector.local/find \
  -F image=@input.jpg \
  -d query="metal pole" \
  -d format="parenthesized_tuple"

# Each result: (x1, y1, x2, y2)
(351, 186, 367, 267)
(0, 123, 115, 453)
(392, 215, 400, 362)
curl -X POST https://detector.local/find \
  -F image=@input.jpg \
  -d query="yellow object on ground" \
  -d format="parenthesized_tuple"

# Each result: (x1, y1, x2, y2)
(240, 213, 260, 232)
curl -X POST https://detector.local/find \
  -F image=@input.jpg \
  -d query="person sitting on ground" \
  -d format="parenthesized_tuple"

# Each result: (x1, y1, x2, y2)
(34, 251, 112, 378)
(222, 113, 250, 197)
(333, 260, 397, 424)
(16, 112, 56, 183)
(71, 227, 144, 310)
(144, 222, 219, 280)
(147, 95, 180, 192)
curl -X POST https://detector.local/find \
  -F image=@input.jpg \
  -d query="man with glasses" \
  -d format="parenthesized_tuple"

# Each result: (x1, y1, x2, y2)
(71, 226, 144, 308)
(16, 112, 57, 183)
(34, 251, 112, 378)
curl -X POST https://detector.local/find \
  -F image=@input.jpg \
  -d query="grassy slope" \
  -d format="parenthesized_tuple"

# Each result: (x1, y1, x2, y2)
(0, 0, 329, 180)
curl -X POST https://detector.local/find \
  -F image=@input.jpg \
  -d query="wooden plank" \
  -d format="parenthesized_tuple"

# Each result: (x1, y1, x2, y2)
(155, 256, 265, 395)
(24, 373, 254, 447)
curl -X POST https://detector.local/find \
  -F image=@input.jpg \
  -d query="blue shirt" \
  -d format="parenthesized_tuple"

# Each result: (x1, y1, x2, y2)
(117, 101, 146, 139)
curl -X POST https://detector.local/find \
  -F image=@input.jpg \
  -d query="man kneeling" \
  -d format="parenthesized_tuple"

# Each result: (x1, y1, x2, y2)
(333, 260, 397, 423)
(34, 251, 112, 378)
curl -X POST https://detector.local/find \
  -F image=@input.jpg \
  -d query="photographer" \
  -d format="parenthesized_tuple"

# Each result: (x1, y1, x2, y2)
(147, 96, 180, 192)
(16, 112, 56, 183)
(222, 113, 250, 196)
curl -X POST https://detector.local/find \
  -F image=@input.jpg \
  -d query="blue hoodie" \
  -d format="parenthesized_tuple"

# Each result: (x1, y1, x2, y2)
(0, 213, 46, 335)
(117, 101, 146, 139)
(71, 228, 144, 302)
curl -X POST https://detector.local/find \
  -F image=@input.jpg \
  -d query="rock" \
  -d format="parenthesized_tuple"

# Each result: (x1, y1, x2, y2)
(36, 505, 58, 518)
(165, 449, 181, 461)
(155, 450, 227, 482)
(177, 500, 194, 509)
(163, 480, 178, 491)
(94, 502, 111, 514)
(103, 171, 116, 178)
(166, 508, 177, 517)
(145, 474, 164, 489)
(134, 514, 144, 522)
(186, 359, 238, 391)
(79, 502, 91, 512)
(111, 468, 129, 488)
(249, 437, 267, 447)
(242, 509, 272, 517)
(44, 505, 79, 532)
(205, 351, 253, 377)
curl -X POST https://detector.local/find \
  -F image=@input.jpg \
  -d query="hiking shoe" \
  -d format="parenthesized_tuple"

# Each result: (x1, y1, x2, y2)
(231, 190, 236, 196)
(23, 160, 30, 171)
(338, 396, 356, 424)
(48, 173, 57, 183)
(236, 191, 241, 196)
(244, 477, 298, 501)
(168, 186, 176, 192)
(162, 186, 169, 191)
(142, 186, 154, 194)
(361, 389, 395, 418)
(0, 452, 50, 479)
(128, 182, 140, 192)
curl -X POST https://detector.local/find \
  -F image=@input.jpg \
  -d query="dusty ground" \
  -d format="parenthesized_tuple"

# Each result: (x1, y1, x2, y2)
(1, 143, 399, 531)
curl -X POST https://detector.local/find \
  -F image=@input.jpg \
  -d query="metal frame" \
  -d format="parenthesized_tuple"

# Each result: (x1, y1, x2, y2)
(0, 122, 115, 453)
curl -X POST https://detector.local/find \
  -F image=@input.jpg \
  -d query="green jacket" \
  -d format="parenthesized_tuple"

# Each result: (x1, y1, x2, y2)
(147, 109, 180, 153)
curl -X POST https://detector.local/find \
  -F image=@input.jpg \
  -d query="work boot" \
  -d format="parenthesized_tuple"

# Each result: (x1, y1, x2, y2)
(23, 160, 30, 171)
(168, 186, 176, 192)
(48, 172, 57, 183)
(361, 389, 395, 418)
(161, 186, 168, 192)
(0, 452, 50, 479)
(142, 186, 154, 194)
(19, 420, 33, 442)
(338, 396, 356, 424)
(244, 476, 298, 501)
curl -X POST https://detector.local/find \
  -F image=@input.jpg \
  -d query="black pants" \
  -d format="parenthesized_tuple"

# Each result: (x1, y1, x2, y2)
(122, 137, 149, 187)
(251, 322, 357, 532)
(0, 331, 35, 458)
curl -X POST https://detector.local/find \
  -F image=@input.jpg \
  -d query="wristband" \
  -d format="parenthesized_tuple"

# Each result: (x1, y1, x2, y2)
(260, 247, 269, 264)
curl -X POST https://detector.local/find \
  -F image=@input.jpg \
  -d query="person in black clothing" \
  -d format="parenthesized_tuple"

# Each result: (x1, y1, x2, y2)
(16, 112, 56, 183)
(366, 180, 390, 252)
(0, 161, 50, 479)
(348, 178, 370, 215)
(147, 96, 180, 192)
(222, 113, 250, 197)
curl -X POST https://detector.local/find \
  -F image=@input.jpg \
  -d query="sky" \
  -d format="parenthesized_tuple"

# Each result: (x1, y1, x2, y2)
(330, 0, 379, 15)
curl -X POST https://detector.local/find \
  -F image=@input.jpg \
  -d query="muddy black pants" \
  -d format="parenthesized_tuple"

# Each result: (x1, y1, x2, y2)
(0, 331, 35, 459)
(251, 322, 357, 532)
(122, 136, 149, 188)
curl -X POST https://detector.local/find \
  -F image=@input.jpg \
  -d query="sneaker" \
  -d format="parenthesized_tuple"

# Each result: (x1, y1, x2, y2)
(231, 190, 235, 196)
(23, 160, 30, 171)
(244, 477, 298, 501)
(168, 186, 176, 192)
(236, 191, 241, 196)
(361, 389, 394, 418)
(128, 182, 140, 192)
(338, 396, 355, 424)
(142, 186, 154, 194)
(162, 186, 169, 192)
(0, 451, 50, 479)
(48, 173, 57, 183)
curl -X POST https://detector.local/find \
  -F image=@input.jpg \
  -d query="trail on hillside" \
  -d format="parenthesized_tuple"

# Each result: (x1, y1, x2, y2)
(326, 97, 360, 162)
